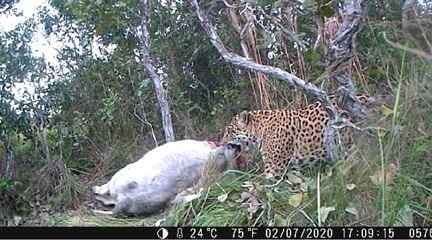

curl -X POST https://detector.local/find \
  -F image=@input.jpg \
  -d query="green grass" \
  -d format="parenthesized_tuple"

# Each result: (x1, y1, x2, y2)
(46, 65, 432, 226)
(161, 57, 432, 227)
(24, 51, 432, 227)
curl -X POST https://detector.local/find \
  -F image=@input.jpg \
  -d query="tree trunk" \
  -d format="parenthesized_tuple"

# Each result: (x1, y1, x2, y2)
(139, 0, 175, 143)
(322, 0, 366, 161)
(325, 0, 366, 121)
(0, 139, 15, 180)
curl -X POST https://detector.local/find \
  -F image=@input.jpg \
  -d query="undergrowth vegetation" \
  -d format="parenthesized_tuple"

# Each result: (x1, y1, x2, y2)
(165, 63, 432, 226)
(41, 53, 432, 227)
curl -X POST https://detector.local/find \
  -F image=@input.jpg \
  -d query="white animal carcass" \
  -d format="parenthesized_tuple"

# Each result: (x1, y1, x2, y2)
(92, 139, 249, 216)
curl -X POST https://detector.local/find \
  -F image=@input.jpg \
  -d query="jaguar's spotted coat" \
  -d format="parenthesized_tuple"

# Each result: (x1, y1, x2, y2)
(222, 95, 374, 177)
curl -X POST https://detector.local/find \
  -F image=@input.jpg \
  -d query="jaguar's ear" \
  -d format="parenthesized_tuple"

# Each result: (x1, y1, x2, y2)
(237, 111, 250, 128)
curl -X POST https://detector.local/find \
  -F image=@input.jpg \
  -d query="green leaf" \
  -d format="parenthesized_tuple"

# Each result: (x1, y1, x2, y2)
(288, 193, 303, 207)
(345, 206, 359, 217)
(345, 202, 359, 218)
(319, 5, 335, 18)
(305, 48, 320, 61)
(395, 205, 413, 226)
(274, 214, 288, 226)
(319, 206, 335, 224)
(382, 105, 393, 117)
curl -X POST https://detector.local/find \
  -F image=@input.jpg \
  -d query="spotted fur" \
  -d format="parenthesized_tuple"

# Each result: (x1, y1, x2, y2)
(222, 95, 374, 177)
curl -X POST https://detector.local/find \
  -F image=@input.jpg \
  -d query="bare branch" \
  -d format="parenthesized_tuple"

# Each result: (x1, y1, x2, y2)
(256, 8, 307, 50)
(313, 14, 324, 50)
(188, 0, 368, 164)
(188, 0, 351, 163)
(188, 0, 333, 107)
(139, 0, 175, 142)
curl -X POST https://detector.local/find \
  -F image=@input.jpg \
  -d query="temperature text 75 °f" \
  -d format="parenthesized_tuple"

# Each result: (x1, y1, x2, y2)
(232, 227, 259, 239)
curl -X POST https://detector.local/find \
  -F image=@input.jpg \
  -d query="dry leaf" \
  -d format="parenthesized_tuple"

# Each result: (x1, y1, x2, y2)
(238, 191, 261, 219)
(181, 192, 202, 203)
(173, 188, 203, 204)
(238, 192, 251, 203)
(370, 163, 398, 186)
(345, 202, 359, 218)
(382, 105, 393, 117)
(319, 206, 335, 224)
(217, 193, 228, 203)
(287, 172, 304, 185)
(273, 214, 288, 226)
(345, 207, 359, 217)
(288, 193, 303, 207)
(241, 181, 253, 188)
(396, 205, 413, 226)
(299, 181, 308, 192)
(241, 181, 257, 192)
(346, 183, 356, 191)
(154, 218, 166, 226)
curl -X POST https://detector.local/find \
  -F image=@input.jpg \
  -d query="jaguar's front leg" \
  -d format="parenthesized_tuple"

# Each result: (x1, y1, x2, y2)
(262, 150, 276, 178)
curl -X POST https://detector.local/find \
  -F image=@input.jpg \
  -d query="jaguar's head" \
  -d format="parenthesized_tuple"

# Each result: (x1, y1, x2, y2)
(222, 111, 254, 143)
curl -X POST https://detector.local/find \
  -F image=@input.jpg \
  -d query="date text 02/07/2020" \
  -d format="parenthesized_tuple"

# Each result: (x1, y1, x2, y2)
(167, 227, 432, 239)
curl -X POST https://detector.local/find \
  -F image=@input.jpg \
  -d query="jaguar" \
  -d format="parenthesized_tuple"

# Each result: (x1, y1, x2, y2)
(222, 95, 375, 177)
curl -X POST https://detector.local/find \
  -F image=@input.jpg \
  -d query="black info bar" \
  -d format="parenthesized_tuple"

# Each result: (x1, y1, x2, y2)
(1, 227, 432, 239)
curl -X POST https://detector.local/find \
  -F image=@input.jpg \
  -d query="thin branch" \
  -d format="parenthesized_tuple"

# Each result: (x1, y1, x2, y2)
(131, 108, 159, 147)
(383, 32, 432, 61)
(313, 14, 324, 50)
(188, 0, 333, 107)
(188, 0, 352, 163)
(256, 8, 307, 50)
(188, 0, 368, 164)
